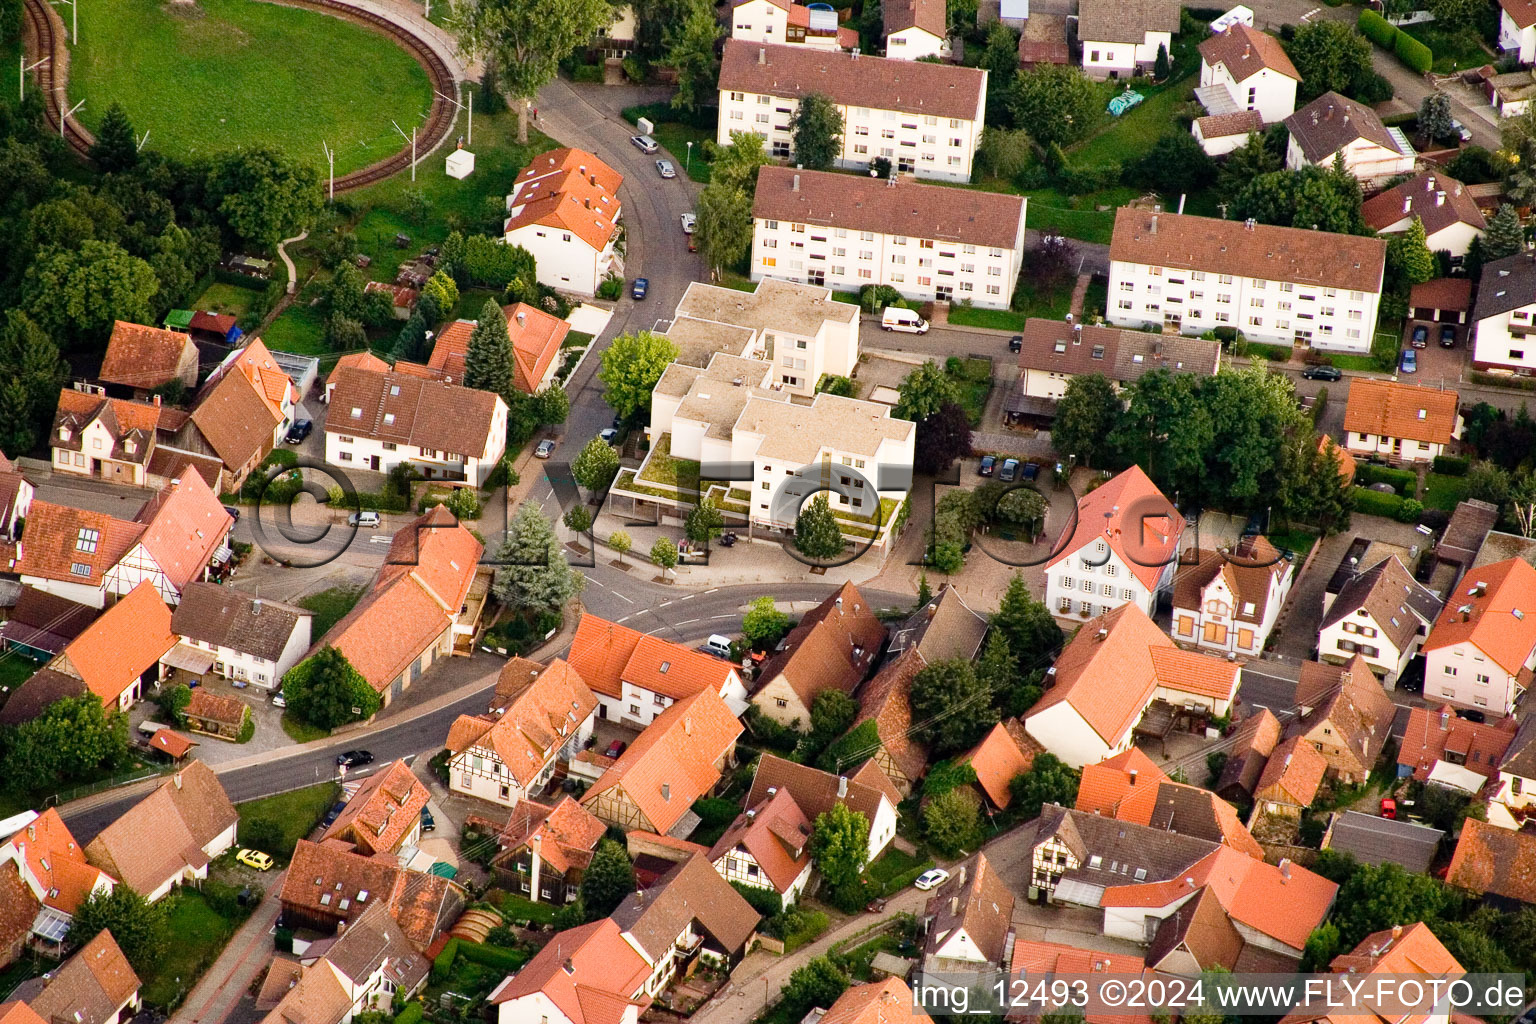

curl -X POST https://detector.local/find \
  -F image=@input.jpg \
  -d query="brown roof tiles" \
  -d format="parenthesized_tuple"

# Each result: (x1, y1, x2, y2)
(1198, 23, 1299, 83)
(758, 581, 887, 712)
(506, 148, 623, 254)
(707, 787, 813, 893)
(23, 930, 139, 1024)
(745, 753, 895, 827)
(924, 852, 1014, 965)
(1078, 0, 1181, 44)
(99, 321, 198, 391)
(1343, 379, 1459, 446)
(325, 367, 503, 458)
(1284, 92, 1406, 165)
(172, 582, 309, 663)
(1447, 818, 1536, 902)
(322, 760, 430, 856)
(84, 761, 236, 894)
(447, 658, 596, 788)
(610, 853, 760, 960)
(1362, 173, 1487, 239)
(54, 582, 176, 704)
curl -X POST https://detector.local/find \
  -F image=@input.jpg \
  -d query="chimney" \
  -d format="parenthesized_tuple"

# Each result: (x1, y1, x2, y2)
(1440, 709, 1450, 730)
(950, 896, 959, 916)
(1279, 858, 1291, 881)
(1392, 924, 1402, 940)
(837, 776, 849, 798)
(530, 832, 543, 905)
(174, 771, 182, 790)
(563, 958, 576, 976)
(835, 596, 843, 613)
(852, 47, 859, 59)
(662, 783, 671, 801)
(1096, 627, 1109, 641)
(1150, 215, 1158, 235)
(1427, 176, 1436, 191)
(759, 47, 766, 64)
(1325, 103, 1334, 121)
(793, 173, 800, 192)
(153, 394, 161, 407)
(517, 311, 527, 326)
(767, 786, 777, 796)
(1243, 43, 1251, 58)
(746, 809, 756, 820)
(1403, 196, 1411, 215)
(1244, 218, 1256, 230)
(1129, 769, 1138, 786)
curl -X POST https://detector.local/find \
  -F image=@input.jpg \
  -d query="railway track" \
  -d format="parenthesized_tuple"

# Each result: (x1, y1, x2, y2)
(20, 0, 459, 192)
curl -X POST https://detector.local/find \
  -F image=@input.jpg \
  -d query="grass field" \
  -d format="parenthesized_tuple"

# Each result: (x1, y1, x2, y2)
(298, 584, 367, 637)
(653, 122, 713, 183)
(68, 0, 432, 175)
(194, 281, 265, 318)
(141, 890, 241, 1009)
(1424, 472, 1471, 511)
(1068, 75, 1197, 167)
(237, 781, 339, 856)
(261, 297, 327, 355)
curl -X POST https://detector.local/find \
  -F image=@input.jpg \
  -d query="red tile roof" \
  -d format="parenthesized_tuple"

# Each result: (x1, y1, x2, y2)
(131, 470, 233, 593)
(1045, 465, 1181, 591)
(820, 980, 932, 1024)
(1254, 734, 1328, 807)
(99, 321, 198, 391)
(16, 501, 143, 586)
(148, 728, 196, 758)
(961, 719, 1042, 808)
(1398, 705, 1516, 782)
(762, 581, 886, 714)
(281, 840, 463, 948)
(1409, 277, 1474, 313)
(1503, 0, 1536, 30)
(707, 787, 812, 893)
(56, 582, 175, 703)
(581, 688, 742, 835)
(322, 760, 430, 856)
(1009, 941, 1152, 1024)
(1114, 781, 1264, 859)
(85, 761, 237, 895)
(490, 919, 651, 1024)
(447, 658, 597, 787)
(566, 612, 737, 702)
(506, 148, 623, 253)
(328, 351, 391, 382)
(507, 304, 569, 395)
(190, 340, 290, 472)
(1343, 379, 1460, 446)
(4, 809, 112, 915)
(1423, 558, 1536, 675)
(1075, 748, 1171, 816)
(1446, 817, 1536, 902)
(1198, 23, 1299, 83)
(487, 796, 607, 875)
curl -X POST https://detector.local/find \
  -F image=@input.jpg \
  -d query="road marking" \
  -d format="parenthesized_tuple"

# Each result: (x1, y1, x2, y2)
(659, 600, 673, 607)
(586, 576, 607, 588)
(706, 588, 719, 594)
(613, 590, 635, 604)
(680, 593, 696, 600)
(678, 618, 699, 625)
(618, 615, 631, 623)
(712, 614, 735, 620)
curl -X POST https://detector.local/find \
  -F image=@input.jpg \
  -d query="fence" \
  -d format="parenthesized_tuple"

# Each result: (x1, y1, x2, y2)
(45, 764, 176, 807)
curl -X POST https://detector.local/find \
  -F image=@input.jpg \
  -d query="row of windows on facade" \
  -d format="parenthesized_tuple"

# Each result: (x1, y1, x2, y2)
(1130, 270, 1369, 298)
(1059, 579, 1136, 600)
(760, 261, 1002, 293)
(1439, 687, 1490, 707)
(1178, 618, 1256, 648)
(727, 94, 966, 127)
(334, 437, 455, 460)
(761, 240, 1008, 276)
(1115, 301, 1365, 338)
(762, 225, 1004, 257)
(1123, 282, 1369, 316)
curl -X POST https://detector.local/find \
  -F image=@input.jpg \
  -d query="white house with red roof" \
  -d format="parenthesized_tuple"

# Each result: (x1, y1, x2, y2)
(1023, 603, 1240, 768)
(1500, 0, 1536, 64)
(1170, 534, 1294, 659)
(564, 612, 749, 727)
(707, 786, 814, 908)
(504, 148, 623, 297)
(730, 0, 858, 50)
(45, 582, 176, 711)
(426, 303, 569, 394)
(0, 809, 115, 956)
(1422, 558, 1536, 715)
(490, 917, 652, 1024)
(1044, 465, 1182, 621)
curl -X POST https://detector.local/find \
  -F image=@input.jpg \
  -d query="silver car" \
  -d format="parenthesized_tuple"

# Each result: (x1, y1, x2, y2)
(656, 159, 676, 179)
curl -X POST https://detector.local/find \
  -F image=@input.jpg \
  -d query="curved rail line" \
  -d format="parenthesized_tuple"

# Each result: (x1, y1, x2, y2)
(21, 0, 459, 192)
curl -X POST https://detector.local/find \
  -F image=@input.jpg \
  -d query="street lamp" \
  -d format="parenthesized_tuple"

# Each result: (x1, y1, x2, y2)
(685, 140, 693, 174)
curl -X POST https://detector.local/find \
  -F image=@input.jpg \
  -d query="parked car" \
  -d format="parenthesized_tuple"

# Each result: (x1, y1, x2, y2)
(978, 455, 996, 477)
(999, 458, 1021, 482)
(321, 801, 347, 828)
(1411, 325, 1428, 349)
(421, 807, 436, 833)
(880, 307, 928, 333)
(223, 505, 242, 523)
(534, 439, 556, 459)
(718, 532, 737, 547)
(630, 134, 659, 153)
(605, 740, 627, 758)
(599, 427, 619, 444)
(1400, 349, 1417, 374)
(656, 159, 676, 179)
(348, 511, 381, 528)
(285, 419, 313, 444)
(631, 277, 649, 300)
(914, 869, 950, 891)
(1301, 365, 1342, 382)
(1008, 335, 1023, 353)
(680, 213, 696, 234)
(1440, 325, 1457, 348)
(336, 749, 374, 767)
(1021, 462, 1040, 481)
(271, 691, 287, 708)
(1379, 797, 1397, 820)
(236, 849, 274, 871)
(1455, 708, 1486, 724)
(703, 634, 733, 658)
(1450, 117, 1473, 143)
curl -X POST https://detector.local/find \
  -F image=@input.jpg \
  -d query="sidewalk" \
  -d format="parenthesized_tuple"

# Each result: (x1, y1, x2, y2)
(171, 879, 285, 1024)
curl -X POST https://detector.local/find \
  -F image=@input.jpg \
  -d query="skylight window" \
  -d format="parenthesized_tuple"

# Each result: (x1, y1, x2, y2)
(76, 528, 99, 553)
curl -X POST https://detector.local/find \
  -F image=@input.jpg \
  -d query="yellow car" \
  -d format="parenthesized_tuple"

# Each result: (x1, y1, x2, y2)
(236, 849, 274, 872)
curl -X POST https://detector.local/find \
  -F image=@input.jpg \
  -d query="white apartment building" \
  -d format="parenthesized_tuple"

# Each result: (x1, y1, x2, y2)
(1196, 23, 1299, 125)
(1500, 0, 1536, 64)
(731, 0, 855, 49)
(170, 582, 312, 690)
(504, 147, 623, 297)
(1473, 253, 1536, 374)
(1422, 558, 1536, 715)
(325, 367, 508, 486)
(716, 39, 986, 182)
(671, 277, 860, 396)
(750, 166, 1026, 309)
(1107, 207, 1386, 353)
(1078, 0, 1180, 77)
(884, 0, 948, 60)
(1284, 92, 1416, 185)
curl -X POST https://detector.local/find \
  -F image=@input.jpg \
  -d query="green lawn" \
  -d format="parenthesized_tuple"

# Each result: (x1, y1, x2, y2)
(499, 893, 560, 925)
(140, 890, 242, 1010)
(260, 300, 328, 355)
(194, 281, 265, 319)
(638, 434, 701, 489)
(237, 781, 340, 856)
(0, 657, 40, 701)
(298, 584, 367, 637)
(1424, 472, 1471, 511)
(947, 306, 1028, 331)
(1023, 186, 1140, 246)
(1068, 75, 1198, 167)
(68, 0, 432, 175)
(1266, 527, 1318, 561)
(653, 121, 713, 184)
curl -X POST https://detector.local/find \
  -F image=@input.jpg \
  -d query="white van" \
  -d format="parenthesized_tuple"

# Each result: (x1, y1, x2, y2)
(881, 307, 929, 334)
(704, 634, 733, 658)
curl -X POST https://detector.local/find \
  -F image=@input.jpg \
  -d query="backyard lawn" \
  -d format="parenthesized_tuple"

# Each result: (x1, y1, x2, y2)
(237, 781, 340, 856)
(140, 889, 243, 1009)
(947, 305, 1029, 331)
(259, 299, 327, 356)
(1067, 75, 1198, 168)
(68, 0, 431, 174)
(1424, 472, 1471, 512)
(193, 281, 266, 320)
(298, 584, 367, 637)
(653, 122, 714, 184)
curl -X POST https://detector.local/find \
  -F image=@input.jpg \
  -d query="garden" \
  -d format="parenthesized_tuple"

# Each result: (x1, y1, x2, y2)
(141, 885, 250, 1009)
(68, 0, 433, 175)
(236, 781, 341, 858)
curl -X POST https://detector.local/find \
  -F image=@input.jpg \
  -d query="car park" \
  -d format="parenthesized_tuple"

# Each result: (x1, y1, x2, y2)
(914, 869, 950, 890)
(1300, 365, 1342, 381)
(1021, 462, 1039, 481)
(348, 511, 380, 528)
(336, 749, 374, 767)
(631, 277, 648, 300)
(236, 849, 274, 871)
(978, 455, 996, 477)
(656, 159, 676, 179)
(1440, 325, 1457, 348)
(1400, 349, 1417, 374)
(1410, 325, 1428, 349)
(999, 458, 1020, 482)
(285, 419, 313, 444)
(630, 134, 658, 153)
(534, 439, 556, 459)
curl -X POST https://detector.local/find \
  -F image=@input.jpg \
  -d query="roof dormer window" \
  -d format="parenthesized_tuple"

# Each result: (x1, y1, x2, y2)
(58, 427, 70, 442)
(77, 528, 100, 553)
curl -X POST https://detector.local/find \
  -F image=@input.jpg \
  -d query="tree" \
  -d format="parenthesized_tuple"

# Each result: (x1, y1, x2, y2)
(713, 129, 772, 193)
(1009, 65, 1100, 148)
(1032, 233, 1079, 293)
(1286, 21, 1374, 101)
(1277, 432, 1354, 535)
(1052, 373, 1120, 468)
(650, 536, 679, 575)
(794, 494, 845, 560)
(579, 839, 636, 918)
(493, 500, 585, 610)
(1386, 216, 1435, 289)
(599, 331, 679, 420)
(924, 787, 984, 856)
(910, 659, 998, 757)
(207, 149, 323, 246)
(810, 690, 857, 741)
(534, 382, 570, 426)
(809, 802, 869, 891)
(1231, 165, 1366, 235)
(979, 24, 1021, 94)
(1008, 753, 1080, 820)
(695, 177, 755, 276)
(1429, 0, 1489, 24)
(0, 310, 66, 454)
(686, 495, 725, 542)
(781, 958, 851, 1022)
(563, 504, 594, 533)
(1418, 92, 1455, 144)
(463, 297, 514, 397)
(325, 314, 366, 352)
(68, 886, 168, 973)
(23, 239, 159, 346)
(916, 402, 975, 475)
(4, 694, 128, 796)
(282, 647, 379, 730)
(916, 570, 933, 608)
(90, 102, 139, 173)
(451, 0, 615, 142)
(790, 93, 843, 171)
(996, 488, 1047, 536)
(572, 436, 621, 493)
(976, 631, 1014, 701)
(1153, 42, 1170, 81)
(422, 269, 459, 315)
(1484, 204, 1525, 261)
(241, 818, 285, 855)
(609, 530, 633, 564)
(1331, 861, 1459, 949)
(743, 595, 791, 648)
(666, 0, 721, 114)
(1130, 131, 1216, 196)
(1217, 133, 1283, 203)
(993, 572, 1064, 667)
(895, 360, 962, 422)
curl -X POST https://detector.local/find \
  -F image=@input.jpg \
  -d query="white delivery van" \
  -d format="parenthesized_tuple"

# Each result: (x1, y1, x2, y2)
(704, 635, 733, 658)
(881, 307, 929, 333)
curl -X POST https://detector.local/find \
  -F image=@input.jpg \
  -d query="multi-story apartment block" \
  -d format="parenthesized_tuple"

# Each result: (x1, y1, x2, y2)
(1106, 208, 1386, 353)
(749, 166, 1026, 309)
(731, 0, 857, 49)
(504, 147, 622, 297)
(1472, 253, 1536, 374)
(716, 40, 986, 182)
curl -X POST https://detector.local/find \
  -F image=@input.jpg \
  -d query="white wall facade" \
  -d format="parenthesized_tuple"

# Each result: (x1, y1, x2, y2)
(714, 848, 813, 906)
(1200, 57, 1297, 124)
(1082, 31, 1171, 77)
(1344, 429, 1450, 464)
(1285, 133, 1416, 185)
(751, 208, 1027, 310)
(178, 619, 310, 690)
(1171, 566, 1290, 658)
(20, 574, 108, 609)
(1107, 258, 1383, 353)
(1192, 121, 1256, 157)
(1425, 639, 1532, 714)
(718, 86, 986, 182)
(595, 670, 749, 729)
(1501, 9, 1536, 64)
(503, 225, 617, 298)
(1023, 701, 1126, 769)
(1045, 545, 1157, 620)
(1317, 612, 1412, 682)
(327, 401, 507, 487)
(1473, 304, 1536, 373)
(887, 26, 946, 60)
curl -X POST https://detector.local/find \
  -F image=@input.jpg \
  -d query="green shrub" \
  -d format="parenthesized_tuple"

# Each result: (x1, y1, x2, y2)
(1395, 30, 1432, 73)
(1396, 497, 1424, 523)
(1358, 9, 1397, 48)
(275, 926, 293, 953)
(691, 797, 742, 827)
(732, 881, 786, 917)
(431, 937, 460, 981)
(1353, 486, 1406, 519)
(1433, 454, 1469, 476)
(572, 63, 604, 83)
(458, 940, 530, 972)
(1356, 463, 1416, 495)
(394, 1005, 423, 1024)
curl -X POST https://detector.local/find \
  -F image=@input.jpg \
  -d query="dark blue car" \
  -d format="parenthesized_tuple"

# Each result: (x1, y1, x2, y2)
(631, 277, 649, 300)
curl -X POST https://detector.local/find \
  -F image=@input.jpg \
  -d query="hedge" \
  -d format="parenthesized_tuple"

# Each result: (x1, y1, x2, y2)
(1433, 454, 1470, 476)
(877, 863, 937, 896)
(1358, 8, 1397, 48)
(430, 937, 460, 982)
(394, 1005, 424, 1024)
(1357, 463, 1416, 496)
(1353, 486, 1407, 519)
(458, 940, 530, 972)
(1395, 30, 1433, 74)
